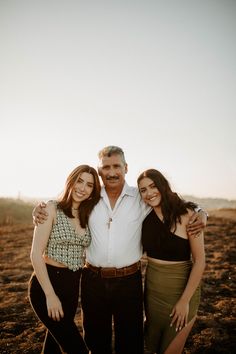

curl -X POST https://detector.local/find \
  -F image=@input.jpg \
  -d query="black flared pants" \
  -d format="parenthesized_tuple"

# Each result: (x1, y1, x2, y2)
(28, 264, 88, 354)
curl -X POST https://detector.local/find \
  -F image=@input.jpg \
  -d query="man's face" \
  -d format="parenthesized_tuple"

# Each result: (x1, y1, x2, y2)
(98, 154, 128, 189)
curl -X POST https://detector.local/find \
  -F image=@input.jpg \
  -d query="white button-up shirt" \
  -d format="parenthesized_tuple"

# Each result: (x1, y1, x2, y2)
(87, 182, 150, 268)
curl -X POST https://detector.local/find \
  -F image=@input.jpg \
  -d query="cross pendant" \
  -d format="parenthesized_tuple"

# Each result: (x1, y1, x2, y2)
(107, 217, 112, 229)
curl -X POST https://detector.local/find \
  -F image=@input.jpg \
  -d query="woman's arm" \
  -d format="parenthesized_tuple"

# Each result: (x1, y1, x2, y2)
(170, 211, 205, 331)
(30, 201, 64, 321)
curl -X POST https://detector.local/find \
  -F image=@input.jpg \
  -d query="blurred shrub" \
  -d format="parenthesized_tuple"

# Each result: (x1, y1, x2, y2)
(0, 198, 34, 225)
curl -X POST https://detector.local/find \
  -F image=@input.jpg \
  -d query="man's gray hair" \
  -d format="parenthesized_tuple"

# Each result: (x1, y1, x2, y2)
(98, 146, 127, 164)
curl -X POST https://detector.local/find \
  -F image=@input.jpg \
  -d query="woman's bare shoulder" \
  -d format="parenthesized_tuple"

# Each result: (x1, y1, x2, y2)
(180, 208, 195, 225)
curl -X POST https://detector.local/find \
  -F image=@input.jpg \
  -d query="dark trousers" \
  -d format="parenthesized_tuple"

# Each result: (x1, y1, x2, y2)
(28, 264, 88, 354)
(81, 267, 144, 354)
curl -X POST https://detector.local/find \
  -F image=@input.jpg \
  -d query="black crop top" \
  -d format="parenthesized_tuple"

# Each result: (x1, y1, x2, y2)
(142, 210, 190, 261)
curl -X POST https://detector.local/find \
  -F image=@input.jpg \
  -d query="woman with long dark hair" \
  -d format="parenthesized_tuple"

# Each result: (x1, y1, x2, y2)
(138, 169, 205, 354)
(28, 165, 101, 354)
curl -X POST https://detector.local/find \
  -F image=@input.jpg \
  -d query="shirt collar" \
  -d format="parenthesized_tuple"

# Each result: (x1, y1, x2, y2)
(101, 182, 137, 198)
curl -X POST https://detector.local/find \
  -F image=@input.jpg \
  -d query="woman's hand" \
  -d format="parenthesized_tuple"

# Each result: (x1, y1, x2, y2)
(170, 300, 189, 331)
(46, 293, 64, 321)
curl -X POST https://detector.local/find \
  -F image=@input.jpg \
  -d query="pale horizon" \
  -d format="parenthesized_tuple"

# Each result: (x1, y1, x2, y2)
(1, 0, 236, 200)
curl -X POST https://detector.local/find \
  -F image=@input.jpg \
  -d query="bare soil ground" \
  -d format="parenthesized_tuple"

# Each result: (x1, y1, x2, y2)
(0, 209, 235, 353)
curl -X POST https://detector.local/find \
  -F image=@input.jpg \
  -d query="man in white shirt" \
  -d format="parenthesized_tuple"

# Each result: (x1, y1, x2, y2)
(33, 145, 206, 354)
(80, 146, 206, 354)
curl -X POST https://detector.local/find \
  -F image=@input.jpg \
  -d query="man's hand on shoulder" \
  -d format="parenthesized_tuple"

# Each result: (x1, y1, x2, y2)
(32, 201, 48, 226)
(187, 209, 208, 237)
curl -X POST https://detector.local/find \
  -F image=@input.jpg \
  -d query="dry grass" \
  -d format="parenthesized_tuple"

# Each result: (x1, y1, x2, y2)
(0, 210, 236, 353)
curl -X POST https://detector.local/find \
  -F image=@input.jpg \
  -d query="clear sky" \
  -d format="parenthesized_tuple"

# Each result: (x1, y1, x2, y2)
(1, 0, 236, 200)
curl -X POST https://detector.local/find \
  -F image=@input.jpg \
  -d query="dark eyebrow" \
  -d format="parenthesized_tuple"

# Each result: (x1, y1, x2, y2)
(87, 181, 94, 186)
(139, 182, 155, 190)
(78, 177, 94, 185)
(139, 186, 146, 191)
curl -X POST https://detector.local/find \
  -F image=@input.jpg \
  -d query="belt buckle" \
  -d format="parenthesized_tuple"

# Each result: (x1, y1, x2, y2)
(101, 267, 117, 278)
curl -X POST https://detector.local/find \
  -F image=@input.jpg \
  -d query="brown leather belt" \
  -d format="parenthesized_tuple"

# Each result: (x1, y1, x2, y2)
(85, 261, 141, 278)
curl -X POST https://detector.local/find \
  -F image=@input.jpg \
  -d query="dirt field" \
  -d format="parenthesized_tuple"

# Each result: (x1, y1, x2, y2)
(0, 210, 235, 353)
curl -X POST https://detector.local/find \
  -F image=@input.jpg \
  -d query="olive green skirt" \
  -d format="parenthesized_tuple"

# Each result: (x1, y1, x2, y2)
(144, 260, 201, 353)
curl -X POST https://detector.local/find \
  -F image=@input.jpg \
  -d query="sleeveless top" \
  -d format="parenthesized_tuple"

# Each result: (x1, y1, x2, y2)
(142, 209, 190, 261)
(45, 205, 91, 271)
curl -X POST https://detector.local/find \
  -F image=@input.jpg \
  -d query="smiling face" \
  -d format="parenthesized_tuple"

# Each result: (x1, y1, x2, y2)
(138, 177, 162, 208)
(72, 172, 94, 206)
(98, 153, 128, 191)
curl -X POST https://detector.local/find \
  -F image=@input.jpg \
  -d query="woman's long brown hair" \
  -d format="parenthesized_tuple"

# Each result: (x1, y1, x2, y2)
(57, 165, 101, 228)
(137, 169, 196, 232)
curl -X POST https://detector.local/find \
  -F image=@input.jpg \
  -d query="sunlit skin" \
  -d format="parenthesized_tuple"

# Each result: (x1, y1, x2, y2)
(71, 172, 94, 209)
(98, 154, 128, 208)
(138, 177, 162, 214)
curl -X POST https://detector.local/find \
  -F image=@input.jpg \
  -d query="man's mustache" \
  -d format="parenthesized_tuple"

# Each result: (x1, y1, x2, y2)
(106, 176, 119, 181)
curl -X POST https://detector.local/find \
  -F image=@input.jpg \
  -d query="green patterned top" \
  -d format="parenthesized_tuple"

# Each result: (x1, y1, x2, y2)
(45, 206, 91, 271)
